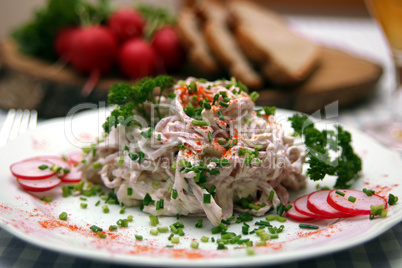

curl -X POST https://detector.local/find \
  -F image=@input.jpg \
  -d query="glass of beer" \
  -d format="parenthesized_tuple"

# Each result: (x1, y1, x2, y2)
(364, 0, 402, 150)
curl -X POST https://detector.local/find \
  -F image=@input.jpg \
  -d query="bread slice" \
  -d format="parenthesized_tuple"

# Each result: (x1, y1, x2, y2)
(197, 0, 262, 89)
(229, 0, 321, 86)
(177, 8, 220, 75)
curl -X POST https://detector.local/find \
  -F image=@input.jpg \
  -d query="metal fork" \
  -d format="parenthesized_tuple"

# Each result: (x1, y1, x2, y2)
(0, 109, 38, 147)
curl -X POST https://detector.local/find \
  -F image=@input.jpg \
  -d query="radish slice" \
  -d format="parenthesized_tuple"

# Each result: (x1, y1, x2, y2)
(17, 175, 61, 192)
(25, 155, 69, 170)
(307, 190, 355, 218)
(10, 160, 56, 180)
(67, 152, 83, 165)
(285, 202, 315, 221)
(294, 194, 334, 219)
(62, 164, 82, 183)
(327, 189, 388, 215)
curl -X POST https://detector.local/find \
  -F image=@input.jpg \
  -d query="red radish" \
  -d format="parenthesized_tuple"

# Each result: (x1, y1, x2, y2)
(67, 152, 83, 165)
(327, 189, 388, 216)
(307, 190, 354, 218)
(69, 26, 118, 96)
(25, 155, 69, 171)
(294, 194, 334, 219)
(285, 202, 315, 221)
(119, 39, 157, 79)
(62, 164, 82, 183)
(54, 26, 78, 62)
(17, 175, 61, 192)
(10, 160, 55, 180)
(108, 9, 145, 42)
(151, 26, 185, 72)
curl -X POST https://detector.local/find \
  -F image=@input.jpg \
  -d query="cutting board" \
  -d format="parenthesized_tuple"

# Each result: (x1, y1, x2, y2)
(0, 39, 382, 117)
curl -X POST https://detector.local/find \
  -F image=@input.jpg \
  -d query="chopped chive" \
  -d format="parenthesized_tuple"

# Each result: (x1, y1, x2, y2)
(223, 97, 231, 102)
(143, 193, 154, 206)
(208, 132, 213, 143)
(118, 155, 124, 166)
(135, 234, 143, 241)
(348, 196, 356, 203)
(269, 190, 274, 202)
(40, 196, 53, 202)
(218, 111, 224, 120)
(201, 236, 209, 242)
(204, 102, 211, 109)
(90, 225, 102, 232)
(150, 229, 159, 236)
(219, 102, 229, 108)
(203, 193, 211, 204)
(299, 224, 319, 229)
(59, 212, 68, 220)
(127, 215, 133, 222)
(276, 216, 287, 222)
(217, 243, 227, 250)
(117, 219, 128, 227)
(388, 193, 399, 205)
(195, 219, 203, 228)
(157, 134, 162, 141)
(119, 206, 126, 214)
(102, 205, 109, 213)
(380, 209, 388, 218)
(172, 189, 178, 199)
(80, 203, 87, 209)
(157, 226, 169, 233)
(141, 128, 154, 139)
(95, 200, 100, 206)
(167, 93, 176, 98)
(255, 240, 266, 246)
(249, 91, 259, 102)
(92, 162, 102, 169)
(192, 120, 209, 126)
(149, 215, 159, 226)
(363, 188, 375, 197)
(370, 204, 385, 215)
(276, 204, 285, 216)
(38, 165, 49, 170)
(189, 81, 197, 93)
(335, 190, 345, 196)
(211, 226, 222, 234)
(246, 247, 256, 256)
(190, 241, 199, 249)
(265, 215, 277, 221)
(284, 204, 293, 211)
(178, 228, 185, 236)
(170, 224, 178, 234)
(171, 237, 180, 244)
(97, 231, 107, 239)
(127, 187, 133, 196)
(271, 234, 279, 239)
(248, 203, 260, 210)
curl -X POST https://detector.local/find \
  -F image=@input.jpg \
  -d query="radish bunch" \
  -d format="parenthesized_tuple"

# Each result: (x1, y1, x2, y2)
(53, 8, 184, 95)
(10, 153, 83, 192)
(285, 189, 389, 221)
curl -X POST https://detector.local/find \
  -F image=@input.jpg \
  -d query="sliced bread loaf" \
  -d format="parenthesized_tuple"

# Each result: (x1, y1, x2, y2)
(198, 0, 262, 89)
(229, 0, 321, 86)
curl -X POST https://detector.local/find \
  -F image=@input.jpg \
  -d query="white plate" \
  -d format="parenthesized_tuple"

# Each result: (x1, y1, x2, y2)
(0, 108, 401, 267)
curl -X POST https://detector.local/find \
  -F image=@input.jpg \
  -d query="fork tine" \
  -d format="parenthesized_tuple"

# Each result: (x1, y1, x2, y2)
(28, 110, 38, 130)
(0, 109, 16, 147)
(8, 109, 23, 140)
(19, 109, 31, 135)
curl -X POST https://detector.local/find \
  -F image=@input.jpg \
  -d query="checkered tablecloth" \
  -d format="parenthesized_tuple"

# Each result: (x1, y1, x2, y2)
(0, 16, 401, 268)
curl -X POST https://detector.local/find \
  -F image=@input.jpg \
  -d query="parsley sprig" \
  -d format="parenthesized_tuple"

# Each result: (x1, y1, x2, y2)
(288, 114, 362, 188)
(103, 76, 175, 133)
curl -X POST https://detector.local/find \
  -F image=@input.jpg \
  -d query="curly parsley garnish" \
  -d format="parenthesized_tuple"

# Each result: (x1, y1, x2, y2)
(288, 114, 362, 188)
(103, 75, 175, 133)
